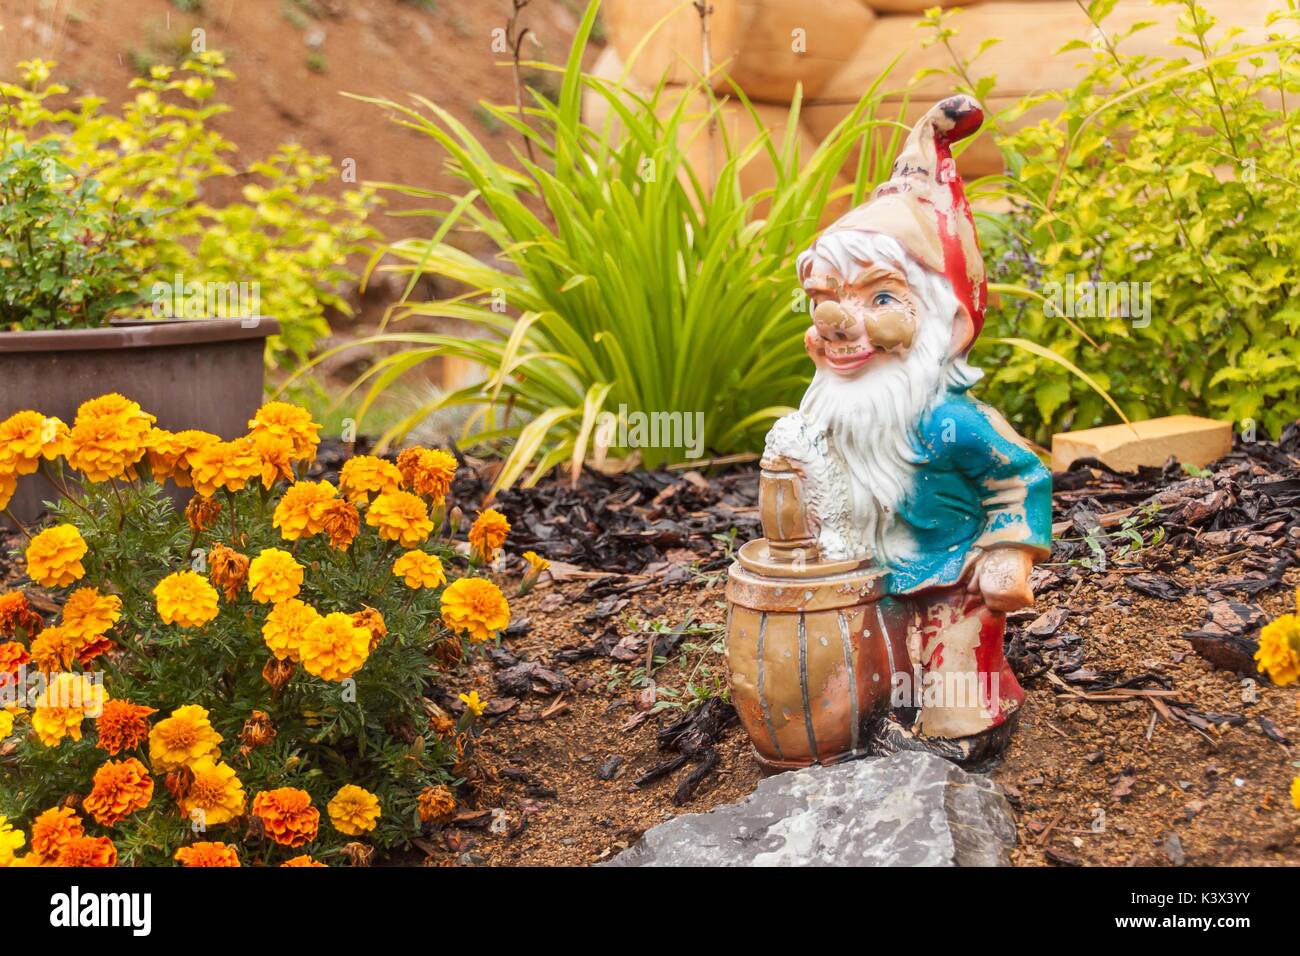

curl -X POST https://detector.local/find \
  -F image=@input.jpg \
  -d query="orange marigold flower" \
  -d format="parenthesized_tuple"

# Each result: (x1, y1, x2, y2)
(417, 784, 457, 824)
(25, 524, 87, 588)
(299, 612, 371, 682)
(351, 607, 387, 652)
(208, 544, 250, 602)
(0, 590, 43, 638)
(392, 550, 446, 590)
(0, 640, 29, 675)
(250, 429, 296, 489)
(281, 854, 327, 867)
(320, 499, 360, 550)
(366, 490, 433, 547)
(95, 699, 157, 756)
(66, 393, 155, 483)
(76, 633, 116, 667)
(0, 410, 59, 475)
(145, 428, 219, 487)
(396, 447, 458, 500)
(273, 480, 337, 541)
(153, 570, 220, 628)
(340, 455, 402, 504)
(55, 834, 117, 867)
(188, 437, 261, 497)
(30, 807, 84, 859)
(327, 784, 381, 836)
(247, 548, 304, 604)
(468, 509, 511, 563)
(252, 787, 320, 847)
(84, 757, 154, 826)
(440, 577, 511, 643)
(262, 598, 320, 663)
(149, 704, 222, 772)
(0, 469, 14, 513)
(175, 841, 241, 867)
(60, 587, 122, 645)
(29, 625, 77, 673)
(185, 494, 223, 534)
(248, 402, 320, 463)
(179, 756, 246, 827)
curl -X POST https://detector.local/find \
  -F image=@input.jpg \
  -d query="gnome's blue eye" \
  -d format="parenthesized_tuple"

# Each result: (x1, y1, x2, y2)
(873, 292, 898, 306)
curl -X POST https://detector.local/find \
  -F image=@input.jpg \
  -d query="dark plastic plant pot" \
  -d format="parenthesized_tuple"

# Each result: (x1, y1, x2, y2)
(0, 317, 280, 524)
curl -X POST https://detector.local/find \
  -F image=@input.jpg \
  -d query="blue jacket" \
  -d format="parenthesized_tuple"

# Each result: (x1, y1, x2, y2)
(886, 389, 1052, 596)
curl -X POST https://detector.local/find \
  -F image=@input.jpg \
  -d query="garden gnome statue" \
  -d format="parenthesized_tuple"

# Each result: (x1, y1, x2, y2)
(725, 95, 1052, 770)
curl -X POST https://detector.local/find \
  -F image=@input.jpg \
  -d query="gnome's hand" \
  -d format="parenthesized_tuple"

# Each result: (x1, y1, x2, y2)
(804, 326, 828, 371)
(967, 546, 1035, 612)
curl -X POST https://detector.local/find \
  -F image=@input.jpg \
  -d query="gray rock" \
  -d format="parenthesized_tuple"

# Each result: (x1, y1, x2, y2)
(603, 750, 1017, 867)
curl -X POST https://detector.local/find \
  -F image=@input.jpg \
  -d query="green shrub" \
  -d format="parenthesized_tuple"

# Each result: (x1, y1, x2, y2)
(963, 0, 1300, 442)
(0, 54, 376, 364)
(307, 0, 906, 493)
(0, 141, 148, 330)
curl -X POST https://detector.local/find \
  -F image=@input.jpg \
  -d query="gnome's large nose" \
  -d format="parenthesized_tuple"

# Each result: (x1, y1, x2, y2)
(813, 300, 857, 341)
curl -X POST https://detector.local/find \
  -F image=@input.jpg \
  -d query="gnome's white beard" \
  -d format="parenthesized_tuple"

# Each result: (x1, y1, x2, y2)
(795, 234, 981, 565)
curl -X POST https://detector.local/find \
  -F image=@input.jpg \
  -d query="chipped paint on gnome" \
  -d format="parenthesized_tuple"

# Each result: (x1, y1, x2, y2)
(724, 95, 1052, 771)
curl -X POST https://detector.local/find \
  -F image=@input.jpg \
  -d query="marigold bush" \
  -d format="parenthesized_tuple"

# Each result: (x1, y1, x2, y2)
(0, 395, 510, 866)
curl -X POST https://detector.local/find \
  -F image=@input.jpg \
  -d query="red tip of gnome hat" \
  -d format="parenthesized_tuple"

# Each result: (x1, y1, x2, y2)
(820, 95, 988, 354)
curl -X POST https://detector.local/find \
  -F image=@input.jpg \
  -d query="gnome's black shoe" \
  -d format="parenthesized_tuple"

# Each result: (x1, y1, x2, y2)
(867, 713, 1017, 771)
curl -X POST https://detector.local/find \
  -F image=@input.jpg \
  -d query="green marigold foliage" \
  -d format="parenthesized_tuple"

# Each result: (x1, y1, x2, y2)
(0, 54, 376, 364)
(977, 0, 1300, 442)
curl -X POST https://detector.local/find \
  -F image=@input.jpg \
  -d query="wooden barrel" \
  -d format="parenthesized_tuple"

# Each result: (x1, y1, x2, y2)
(725, 540, 911, 770)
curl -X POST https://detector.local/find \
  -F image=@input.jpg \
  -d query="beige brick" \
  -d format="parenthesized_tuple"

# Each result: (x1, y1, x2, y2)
(1051, 416, 1233, 473)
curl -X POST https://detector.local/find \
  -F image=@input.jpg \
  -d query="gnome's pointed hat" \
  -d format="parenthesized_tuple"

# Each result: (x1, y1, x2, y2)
(823, 94, 987, 354)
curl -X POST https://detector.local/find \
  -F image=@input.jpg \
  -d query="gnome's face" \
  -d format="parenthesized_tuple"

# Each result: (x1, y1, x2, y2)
(804, 257, 919, 378)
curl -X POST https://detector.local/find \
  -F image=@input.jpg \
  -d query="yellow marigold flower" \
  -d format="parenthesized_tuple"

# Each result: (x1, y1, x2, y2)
(208, 544, 250, 602)
(351, 607, 387, 652)
(440, 577, 511, 643)
(327, 784, 381, 836)
(459, 690, 486, 718)
(416, 784, 457, 824)
(397, 447, 458, 500)
(262, 599, 320, 663)
(392, 550, 447, 590)
(149, 704, 222, 772)
(273, 479, 337, 541)
(252, 787, 319, 847)
(31, 672, 106, 746)
(0, 469, 14, 513)
(66, 393, 155, 482)
(185, 494, 222, 534)
(30, 624, 79, 673)
(299, 612, 371, 682)
(56, 834, 117, 867)
(60, 587, 122, 645)
(249, 429, 296, 489)
(84, 757, 155, 827)
(175, 841, 241, 867)
(281, 854, 327, 867)
(468, 508, 510, 563)
(247, 548, 304, 605)
(30, 807, 83, 860)
(1256, 614, 1300, 686)
(0, 410, 56, 475)
(144, 428, 219, 487)
(523, 551, 550, 574)
(320, 499, 360, 550)
(95, 699, 156, 755)
(188, 437, 261, 497)
(340, 455, 402, 504)
(248, 402, 320, 462)
(0, 816, 26, 867)
(25, 524, 87, 588)
(0, 590, 43, 638)
(153, 570, 220, 628)
(0, 709, 15, 739)
(179, 756, 246, 827)
(366, 490, 433, 547)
